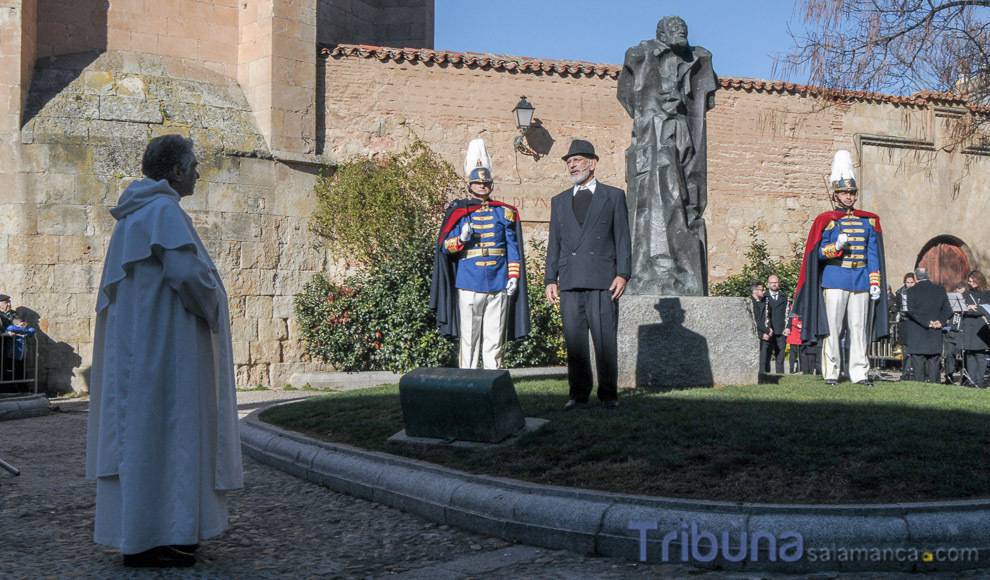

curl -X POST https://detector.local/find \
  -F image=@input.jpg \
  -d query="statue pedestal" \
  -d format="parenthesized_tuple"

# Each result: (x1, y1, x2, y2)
(618, 296, 759, 389)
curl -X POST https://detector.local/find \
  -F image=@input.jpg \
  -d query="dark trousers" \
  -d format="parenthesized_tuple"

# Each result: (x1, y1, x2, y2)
(964, 351, 988, 386)
(767, 335, 786, 373)
(909, 354, 940, 383)
(759, 339, 770, 373)
(800, 345, 821, 375)
(944, 349, 961, 379)
(560, 289, 618, 402)
(789, 345, 799, 373)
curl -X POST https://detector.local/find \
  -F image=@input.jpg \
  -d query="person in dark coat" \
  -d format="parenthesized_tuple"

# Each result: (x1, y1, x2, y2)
(894, 273, 916, 379)
(765, 274, 790, 374)
(960, 270, 990, 387)
(750, 282, 770, 372)
(545, 139, 632, 410)
(903, 268, 953, 383)
(0, 294, 15, 380)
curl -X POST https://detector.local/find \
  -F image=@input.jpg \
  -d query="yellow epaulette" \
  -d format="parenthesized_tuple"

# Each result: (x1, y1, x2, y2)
(503, 207, 515, 222)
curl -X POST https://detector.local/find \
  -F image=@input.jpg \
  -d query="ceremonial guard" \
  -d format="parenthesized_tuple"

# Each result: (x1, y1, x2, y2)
(791, 150, 889, 385)
(429, 139, 530, 369)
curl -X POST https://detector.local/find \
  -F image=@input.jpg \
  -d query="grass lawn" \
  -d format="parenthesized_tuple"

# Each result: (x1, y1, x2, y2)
(260, 375, 990, 503)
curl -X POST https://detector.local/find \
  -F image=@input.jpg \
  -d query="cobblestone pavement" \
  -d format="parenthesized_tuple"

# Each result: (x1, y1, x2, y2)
(0, 394, 985, 579)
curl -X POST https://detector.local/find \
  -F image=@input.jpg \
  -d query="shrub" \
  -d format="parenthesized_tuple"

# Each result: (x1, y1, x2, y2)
(309, 140, 455, 265)
(710, 226, 803, 297)
(295, 239, 456, 372)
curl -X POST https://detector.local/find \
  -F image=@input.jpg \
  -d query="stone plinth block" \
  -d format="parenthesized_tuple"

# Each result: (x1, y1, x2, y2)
(618, 296, 759, 389)
(399, 368, 525, 443)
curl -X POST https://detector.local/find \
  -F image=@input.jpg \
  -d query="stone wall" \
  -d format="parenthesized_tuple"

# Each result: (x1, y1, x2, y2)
(321, 47, 990, 281)
(7, 50, 330, 391)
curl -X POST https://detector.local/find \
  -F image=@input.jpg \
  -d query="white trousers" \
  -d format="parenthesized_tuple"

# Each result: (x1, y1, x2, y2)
(457, 289, 508, 369)
(822, 288, 870, 382)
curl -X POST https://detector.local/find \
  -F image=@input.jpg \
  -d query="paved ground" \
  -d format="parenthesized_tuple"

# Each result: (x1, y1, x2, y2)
(0, 392, 985, 579)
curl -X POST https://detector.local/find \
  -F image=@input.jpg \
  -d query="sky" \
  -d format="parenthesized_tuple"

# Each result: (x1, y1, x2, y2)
(435, 0, 811, 82)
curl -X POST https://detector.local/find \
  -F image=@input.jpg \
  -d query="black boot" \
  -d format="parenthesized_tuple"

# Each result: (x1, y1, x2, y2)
(123, 546, 196, 568)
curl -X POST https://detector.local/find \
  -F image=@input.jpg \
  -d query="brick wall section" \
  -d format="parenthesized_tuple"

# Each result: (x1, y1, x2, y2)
(321, 51, 990, 282)
(320, 54, 837, 280)
(317, 0, 433, 48)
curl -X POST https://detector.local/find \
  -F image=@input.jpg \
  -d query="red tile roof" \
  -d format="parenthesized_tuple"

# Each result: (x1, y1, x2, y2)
(322, 44, 986, 112)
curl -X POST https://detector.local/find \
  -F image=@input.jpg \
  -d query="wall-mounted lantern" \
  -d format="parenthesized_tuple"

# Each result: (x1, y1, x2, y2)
(512, 96, 540, 160)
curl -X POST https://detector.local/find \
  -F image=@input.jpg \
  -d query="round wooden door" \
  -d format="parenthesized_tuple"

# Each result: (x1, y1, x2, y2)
(916, 238, 971, 291)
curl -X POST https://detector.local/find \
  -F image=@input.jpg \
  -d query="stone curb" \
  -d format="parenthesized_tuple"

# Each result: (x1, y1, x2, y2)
(288, 367, 567, 390)
(241, 402, 990, 573)
(0, 395, 50, 421)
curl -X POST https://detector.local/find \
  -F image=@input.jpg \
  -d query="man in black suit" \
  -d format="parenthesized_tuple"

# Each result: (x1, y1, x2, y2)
(904, 268, 953, 383)
(545, 139, 632, 410)
(765, 274, 790, 374)
(750, 282, 771, 372)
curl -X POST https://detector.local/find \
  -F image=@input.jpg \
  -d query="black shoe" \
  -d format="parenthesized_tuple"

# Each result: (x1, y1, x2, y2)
(824, 379, 838, 386)
(171, 544, 200, 554)
(123, 546, 196, 568)
(563, 399, 587, 411)
(601, 400, 619, 409)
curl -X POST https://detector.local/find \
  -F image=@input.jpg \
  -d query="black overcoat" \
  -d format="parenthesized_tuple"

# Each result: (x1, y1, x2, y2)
(903, 280, 953, 355)
(960, 290, 990, 351)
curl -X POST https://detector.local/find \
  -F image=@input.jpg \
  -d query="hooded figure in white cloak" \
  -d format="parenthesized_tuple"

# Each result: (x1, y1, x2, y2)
(86, 135, 243, 568)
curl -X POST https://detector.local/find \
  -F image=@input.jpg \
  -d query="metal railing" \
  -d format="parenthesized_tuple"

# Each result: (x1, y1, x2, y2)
(0, 333, 40, 394)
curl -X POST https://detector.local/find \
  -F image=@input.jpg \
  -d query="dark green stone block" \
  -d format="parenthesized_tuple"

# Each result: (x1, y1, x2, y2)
(399, 368, 526, 443)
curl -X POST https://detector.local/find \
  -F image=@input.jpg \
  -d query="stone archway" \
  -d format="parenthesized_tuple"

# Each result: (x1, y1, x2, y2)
(915, 236, 973, 291)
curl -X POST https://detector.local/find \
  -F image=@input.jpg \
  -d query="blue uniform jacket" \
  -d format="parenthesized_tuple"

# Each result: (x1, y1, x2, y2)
(818, 211, 881, 292)
(442, 203, 521, 293)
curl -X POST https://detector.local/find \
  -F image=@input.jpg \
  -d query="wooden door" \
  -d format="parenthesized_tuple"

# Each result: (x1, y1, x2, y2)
(917, 240, 971, 291)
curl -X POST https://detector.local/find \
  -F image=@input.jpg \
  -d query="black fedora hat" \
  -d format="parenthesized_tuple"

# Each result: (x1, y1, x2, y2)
(561, 139, 598, 161)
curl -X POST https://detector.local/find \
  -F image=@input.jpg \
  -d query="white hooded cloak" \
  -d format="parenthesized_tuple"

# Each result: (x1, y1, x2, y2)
(85, 178, 243, 554)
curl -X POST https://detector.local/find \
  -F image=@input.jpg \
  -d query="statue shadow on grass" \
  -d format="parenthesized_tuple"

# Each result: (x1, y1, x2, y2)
(635, 297, 713, 390)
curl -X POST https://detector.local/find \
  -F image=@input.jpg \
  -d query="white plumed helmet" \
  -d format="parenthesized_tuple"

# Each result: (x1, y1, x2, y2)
(463, 138, 493, 184)
(829, 149, 857, 192)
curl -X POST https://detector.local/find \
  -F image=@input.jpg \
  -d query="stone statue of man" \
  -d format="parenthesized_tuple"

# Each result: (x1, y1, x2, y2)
(617, 16, 718, 296)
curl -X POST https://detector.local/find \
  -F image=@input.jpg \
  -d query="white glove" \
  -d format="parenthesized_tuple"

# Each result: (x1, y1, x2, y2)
(869, 285, 881, 301)
(835, 233, 848, 251)
(459, 222, 473, 242)
(506, 278, 518, 297)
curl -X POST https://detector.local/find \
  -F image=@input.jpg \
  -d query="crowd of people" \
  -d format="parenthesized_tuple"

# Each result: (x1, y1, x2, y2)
(750, 268, 990, 387)
(893, 270, 990, 386)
